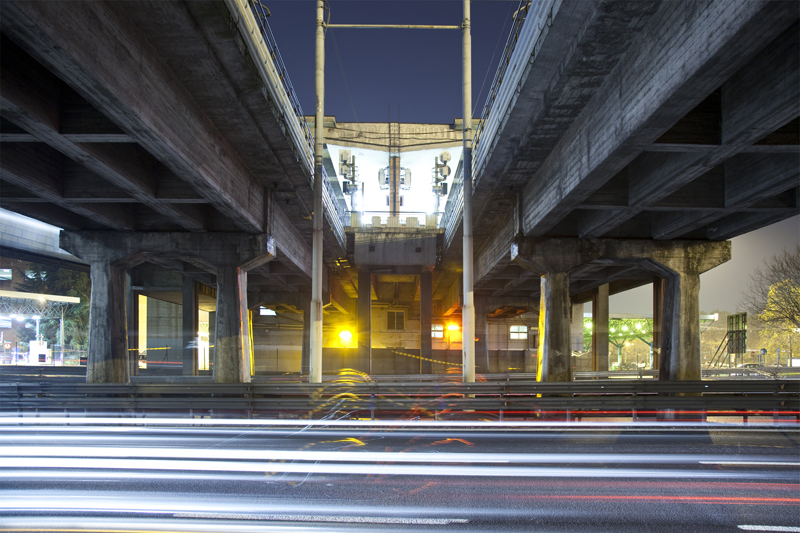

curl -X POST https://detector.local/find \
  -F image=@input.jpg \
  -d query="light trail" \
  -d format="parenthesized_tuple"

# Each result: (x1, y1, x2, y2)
(3, 445, 796, 466)
(0, 456, 787, 479)
(1, 416, 797, 429)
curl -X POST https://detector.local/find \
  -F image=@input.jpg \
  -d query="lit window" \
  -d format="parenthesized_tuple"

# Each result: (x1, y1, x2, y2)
(259, 307, 276, 316)
(510, 325, 527, 340)
(432, 324, 444, 338)
(0, 269, 11, 281)
(387, 311, 404, 330)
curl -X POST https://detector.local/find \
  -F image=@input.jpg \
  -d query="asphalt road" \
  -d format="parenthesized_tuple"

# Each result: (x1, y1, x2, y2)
(1, 418, 798, 532)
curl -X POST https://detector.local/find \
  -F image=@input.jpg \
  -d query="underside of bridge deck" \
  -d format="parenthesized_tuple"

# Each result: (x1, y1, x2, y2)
(0, 0, 796, 384)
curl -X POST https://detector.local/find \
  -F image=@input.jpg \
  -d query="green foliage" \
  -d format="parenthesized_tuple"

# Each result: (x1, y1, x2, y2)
(583, 317, 653, 349)
(15, 263, 90, 348)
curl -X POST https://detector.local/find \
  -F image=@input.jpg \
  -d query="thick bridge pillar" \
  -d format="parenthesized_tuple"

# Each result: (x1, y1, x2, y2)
(537, 272, 572, 382)
(660, 268, 701, 381)
(87, 259, 129, 383)
(213, 266, 250, 383)
(182, 277, 198, 376)
(301, 297, 311, 376)
(512, 237, 731, 382)
(475, 295, 489, 374)
(592, 284, 609, 372)
(60, 231, 274, 383)
(357, 268, 371, 371)
(652, 279, 665, 370)
(419, 268, 432, 367)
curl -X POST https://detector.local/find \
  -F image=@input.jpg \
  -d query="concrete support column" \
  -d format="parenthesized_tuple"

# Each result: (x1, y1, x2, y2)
(419, 268, 432, 366)
(570, 302, 584, 353)
(357, 268, 371, 372)
(652, 278, 664, 370)
(87, 260, 129, 383)
(126, 273, 138, 377)
(182, 277, 198, 376)
(537, 272, 572, 382)
(475, 296, 489, 373)
(592, 283, 609, 372)
(214, 265, 250, 383)
(660, 269, 701, 381)
(301, 297, 311, 376)
(512, 237, 730, 382)
(208, 311, 216, 370)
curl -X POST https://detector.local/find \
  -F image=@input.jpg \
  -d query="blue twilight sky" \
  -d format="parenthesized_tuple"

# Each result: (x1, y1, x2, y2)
(266, 0, 520, 123)
(264, 1, 800, 314)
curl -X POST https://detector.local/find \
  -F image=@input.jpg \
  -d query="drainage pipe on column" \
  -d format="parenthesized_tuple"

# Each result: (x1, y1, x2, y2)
(310, 0, 325, 383)
(462, 0, 475, 383)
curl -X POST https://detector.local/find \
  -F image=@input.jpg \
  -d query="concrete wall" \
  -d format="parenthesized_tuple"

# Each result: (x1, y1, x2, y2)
(144, 298, 182, 366)
(353, 231, 438, 265)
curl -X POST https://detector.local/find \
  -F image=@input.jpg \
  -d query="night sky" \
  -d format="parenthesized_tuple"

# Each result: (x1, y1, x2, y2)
(264, 0, 799, 314)
(266, 0, 519, 123)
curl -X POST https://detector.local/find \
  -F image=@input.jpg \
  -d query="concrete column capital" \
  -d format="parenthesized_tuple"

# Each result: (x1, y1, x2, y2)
(60, 231, 275, 273)
(510, 237, 731, 276)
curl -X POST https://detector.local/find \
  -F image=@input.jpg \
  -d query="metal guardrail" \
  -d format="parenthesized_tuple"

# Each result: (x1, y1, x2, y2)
(471, 0, 537, 179)
(2, 380, 797, 420)
(229, 0, 347, 249)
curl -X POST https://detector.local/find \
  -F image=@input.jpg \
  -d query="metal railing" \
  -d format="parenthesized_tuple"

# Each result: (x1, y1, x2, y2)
(471, 0, 536, 179)
(439, 159, 464, 245)
(1, 380, 797, 420)
(442, 0, 558, 246)
(349, 211, 441, 229)
(232, 0, 347, 248)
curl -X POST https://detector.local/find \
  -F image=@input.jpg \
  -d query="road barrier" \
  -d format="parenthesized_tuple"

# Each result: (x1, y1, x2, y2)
(1, 379, 797, 422)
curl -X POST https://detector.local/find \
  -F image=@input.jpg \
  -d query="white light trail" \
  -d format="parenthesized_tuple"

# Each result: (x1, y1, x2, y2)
(0, 456, 756, 479)
(1, 445, 796, 467)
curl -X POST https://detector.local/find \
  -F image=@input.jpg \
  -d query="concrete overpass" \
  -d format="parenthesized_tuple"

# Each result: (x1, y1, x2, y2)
(0, 0, 797, 384)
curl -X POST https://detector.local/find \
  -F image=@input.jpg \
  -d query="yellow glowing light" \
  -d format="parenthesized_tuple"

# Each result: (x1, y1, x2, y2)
(447, 323, 460, 331)
(339, 330, 353, 343)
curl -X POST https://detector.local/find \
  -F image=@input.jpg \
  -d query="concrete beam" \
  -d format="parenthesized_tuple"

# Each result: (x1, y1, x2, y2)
(523, 1, 798, 237)
(652, 153, 800, 239)
(0, 144, 137, 230)
(0, 34, 208, 231)
(1, 0, 264, 232)
(577, 20, 800, 238)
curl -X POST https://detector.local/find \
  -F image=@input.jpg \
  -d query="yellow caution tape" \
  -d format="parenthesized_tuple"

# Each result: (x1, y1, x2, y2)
(391, 349, 463, 367)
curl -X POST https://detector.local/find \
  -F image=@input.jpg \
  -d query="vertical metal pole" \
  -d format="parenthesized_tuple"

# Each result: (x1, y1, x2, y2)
(310, 0, 325, 383)
(59, 308, 64, 363)
(461, 0, 475, 383)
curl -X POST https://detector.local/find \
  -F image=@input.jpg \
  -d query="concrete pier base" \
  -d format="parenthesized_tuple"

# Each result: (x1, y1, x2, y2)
(512, 237, 730, 382)
(87, 260, 129, 383)
(214, 266, 250, 383)
(592, 284, 609, 372)
(537, 272, 572, 382)
(357, 268, 371, 372)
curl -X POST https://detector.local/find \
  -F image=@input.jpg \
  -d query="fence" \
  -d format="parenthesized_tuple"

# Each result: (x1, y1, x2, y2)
(2, 379, 797, 422)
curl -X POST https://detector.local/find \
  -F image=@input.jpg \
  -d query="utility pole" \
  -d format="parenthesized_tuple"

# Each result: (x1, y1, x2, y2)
(310, 0, 325, 383)
(461, 0, 475, 383)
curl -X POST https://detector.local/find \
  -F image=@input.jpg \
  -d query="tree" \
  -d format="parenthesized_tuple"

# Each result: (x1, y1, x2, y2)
(743, 245, 800, 329)
(15, 262, 90, 349)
